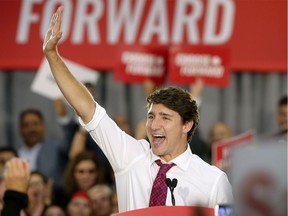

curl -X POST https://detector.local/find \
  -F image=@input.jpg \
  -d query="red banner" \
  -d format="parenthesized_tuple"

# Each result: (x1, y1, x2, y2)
(212, 130, 255, 171)
(114, 46, 167, 85)
(0, 0, 286, 71)
(169, 46, 230, 87)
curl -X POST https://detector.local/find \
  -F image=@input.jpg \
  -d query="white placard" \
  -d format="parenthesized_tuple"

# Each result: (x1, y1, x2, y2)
(31, 58, 100, 99)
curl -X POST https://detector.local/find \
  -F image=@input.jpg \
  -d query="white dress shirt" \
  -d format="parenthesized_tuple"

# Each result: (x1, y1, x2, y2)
(80, 103, 233, 213)
(18, 143, 42, 171)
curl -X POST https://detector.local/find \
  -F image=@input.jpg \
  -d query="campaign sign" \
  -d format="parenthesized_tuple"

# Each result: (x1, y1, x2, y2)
(212, 130, 255, 170)
(231, 143, 287, 215)
(31, 58, 99, 99)
(114, 45, 168, 85)
(168, 46, 230, 87)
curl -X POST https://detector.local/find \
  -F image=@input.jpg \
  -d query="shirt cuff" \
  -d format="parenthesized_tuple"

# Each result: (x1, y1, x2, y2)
(79, 102, 106, 132)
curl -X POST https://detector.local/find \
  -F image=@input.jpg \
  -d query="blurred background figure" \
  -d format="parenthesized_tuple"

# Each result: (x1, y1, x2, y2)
(0, 146, 19, 210)
(66, 191, 92, 216)
(61, 151, 107, 209)
(209, 122, 233, 145)
(134, 79, 158, 140)
(1, 158, 30, 216)
(22, 171, 52, 216)
(0, 148, 18, 212)
(112, 115, 133, 136)
(17, 109, 69, 194)
(207, 122, 233, 164)
(111, 190, 118, 214)
(0, 147, 18, 171)
(53, 82, 112, 181)
(274, 95, 287, 142)
(188, 78, 210, 162)
(43, 205, 66, 216)
(88, 184, 113, 216)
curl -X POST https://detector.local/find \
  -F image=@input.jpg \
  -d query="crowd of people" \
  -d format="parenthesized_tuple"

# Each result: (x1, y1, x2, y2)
(0, 6, 286, 216)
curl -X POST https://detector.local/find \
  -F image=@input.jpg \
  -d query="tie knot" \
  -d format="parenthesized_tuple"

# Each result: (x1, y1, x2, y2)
(155, 159, 175, 173)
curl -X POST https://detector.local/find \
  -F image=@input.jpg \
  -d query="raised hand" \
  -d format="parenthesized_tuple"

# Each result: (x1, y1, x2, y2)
(43, 6, 64, 54)
(189, 77, 205, 99)
(4, 158, 31, 193)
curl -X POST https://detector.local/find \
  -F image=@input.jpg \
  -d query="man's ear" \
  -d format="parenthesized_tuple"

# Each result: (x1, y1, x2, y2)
(183, 121, 193, 133)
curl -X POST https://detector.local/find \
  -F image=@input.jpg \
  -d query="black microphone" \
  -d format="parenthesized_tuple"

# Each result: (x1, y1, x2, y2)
(166, 178, 178, 206)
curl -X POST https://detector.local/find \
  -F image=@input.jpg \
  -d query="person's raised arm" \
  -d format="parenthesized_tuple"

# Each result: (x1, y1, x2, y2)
(43, 6, 95, 123)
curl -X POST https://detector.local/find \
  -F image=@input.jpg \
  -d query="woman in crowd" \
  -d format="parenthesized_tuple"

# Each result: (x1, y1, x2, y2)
(61, 151, 106, 208)
(66, 191, 92, 216)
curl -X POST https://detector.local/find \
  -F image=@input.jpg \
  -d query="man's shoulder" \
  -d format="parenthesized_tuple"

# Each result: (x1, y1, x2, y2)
(190, 154, 225, 176)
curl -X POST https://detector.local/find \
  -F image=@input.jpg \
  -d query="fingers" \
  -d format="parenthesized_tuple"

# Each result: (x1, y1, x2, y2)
(44, 13, 56, 44)
(5, 158, 30, 178)
(4, 158, 30, 193)
(43, 6, 64, 51)
(53, 6, 63, 37)
(22, 159, 31, 181)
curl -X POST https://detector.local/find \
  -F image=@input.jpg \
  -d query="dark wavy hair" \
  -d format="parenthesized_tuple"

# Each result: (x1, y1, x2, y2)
(62, 151, 105, 195)
(146, 86, 199, 143)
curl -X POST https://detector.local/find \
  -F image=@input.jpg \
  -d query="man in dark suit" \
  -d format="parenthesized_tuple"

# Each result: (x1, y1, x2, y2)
(17, 109, 70, 191)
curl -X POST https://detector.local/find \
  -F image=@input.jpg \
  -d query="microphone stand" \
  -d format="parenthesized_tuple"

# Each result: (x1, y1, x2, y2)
(166, 178, 178, 206)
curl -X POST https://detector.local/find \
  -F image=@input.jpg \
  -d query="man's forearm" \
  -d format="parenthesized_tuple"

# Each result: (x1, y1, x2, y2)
(45, 51, 96, 123)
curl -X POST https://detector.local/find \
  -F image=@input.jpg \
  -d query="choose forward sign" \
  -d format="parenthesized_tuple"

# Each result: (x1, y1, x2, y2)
(169, 46, 230, 87)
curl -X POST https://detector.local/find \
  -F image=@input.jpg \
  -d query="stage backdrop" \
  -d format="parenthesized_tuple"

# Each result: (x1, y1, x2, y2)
(0, 0, 286, 72)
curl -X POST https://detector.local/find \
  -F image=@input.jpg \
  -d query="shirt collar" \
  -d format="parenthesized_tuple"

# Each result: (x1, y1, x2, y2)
(150, 144, 192, 171)
(21, 142, 42, 151)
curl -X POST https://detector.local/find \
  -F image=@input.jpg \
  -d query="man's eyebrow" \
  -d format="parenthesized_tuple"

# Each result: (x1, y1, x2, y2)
(159, 112, 173, 117)
(147, 111, 173, 117)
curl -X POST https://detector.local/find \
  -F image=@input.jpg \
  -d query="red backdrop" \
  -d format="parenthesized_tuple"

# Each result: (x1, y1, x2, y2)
(0, 0, 286, 72)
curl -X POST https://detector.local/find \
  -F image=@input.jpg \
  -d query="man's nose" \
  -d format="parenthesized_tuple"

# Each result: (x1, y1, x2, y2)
(150, 118, 161, 130)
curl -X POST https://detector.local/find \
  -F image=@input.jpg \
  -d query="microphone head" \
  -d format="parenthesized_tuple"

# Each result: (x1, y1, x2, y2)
(171, 178, 178, 187)
(166, 178, 172, 187)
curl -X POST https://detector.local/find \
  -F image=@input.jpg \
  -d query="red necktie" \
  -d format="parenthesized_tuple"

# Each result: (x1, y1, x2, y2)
(149, 160, 175, 206)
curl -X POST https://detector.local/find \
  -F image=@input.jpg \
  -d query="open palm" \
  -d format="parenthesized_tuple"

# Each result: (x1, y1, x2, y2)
(43, 6, 64, 53)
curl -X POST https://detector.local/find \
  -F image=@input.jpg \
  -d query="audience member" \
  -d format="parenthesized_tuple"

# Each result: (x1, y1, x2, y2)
(17, 109, 70, 192)
(1, 158, 30, 216)
(67, 126, 113, 185)
(274, 95, 287, 142)
(207, 122, 233, 163)
(0, 147, 18, 171)
(53, 86, 112, 180)
(43, 204, 66, 216)
(61, 151, 107, 208)
(22, 171, 51, 216)
(0, 146, 19, 210)
(66, 191, 92, 216)
(112, 114, 133, 136)
(0, 177, 5, 211)
(88, 184, 113, 216)
(134, 80, 158, 140)
(111, 190, 118, 214)
(188, 78, 210, 162)
(43, 7, 233, 212)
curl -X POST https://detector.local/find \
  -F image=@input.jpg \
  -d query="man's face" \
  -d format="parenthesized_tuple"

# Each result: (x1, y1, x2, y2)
(276, 104, 288, 132)
(20, 113, 46, 147)
(146, 103, 192, 162)
(209, 123, 232, 145)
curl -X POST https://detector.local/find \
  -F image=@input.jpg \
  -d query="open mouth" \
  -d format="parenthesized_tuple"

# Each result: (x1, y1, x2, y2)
(152, 134, 165, 146)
